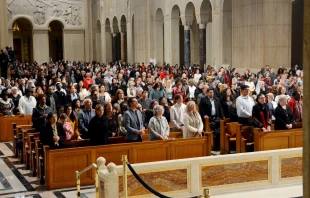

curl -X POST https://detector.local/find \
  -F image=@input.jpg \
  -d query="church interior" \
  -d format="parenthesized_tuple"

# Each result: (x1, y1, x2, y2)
(0, 0, 309, 197)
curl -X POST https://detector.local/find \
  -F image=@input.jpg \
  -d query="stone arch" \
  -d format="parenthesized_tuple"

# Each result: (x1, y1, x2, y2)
(184, 1, 195, 25)
(45, 17, 66, 30)
(198, 0, 212, 69)
(120, 15, 127, 62)
(223, 0, 232, 67)
(112, 16, 120, 62)
(8, 15, 34, 29)
(48, 20, 64, 62)
(171, 5, 182, 65)
(132, 13, 135, 62)
(104, 18, 112, 62)
(11, 17, 34, 63)
(155, 8, 164, 65)
(95, 19, 102, 62)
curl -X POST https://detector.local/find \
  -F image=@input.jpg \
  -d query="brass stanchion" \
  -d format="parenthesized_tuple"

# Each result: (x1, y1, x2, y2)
(76, 171, 81, 198)
(198, 188, 210, 198)
(204, 188, 210, 198)
(95, 165, 99, 198)
(122, 155, 128, 198)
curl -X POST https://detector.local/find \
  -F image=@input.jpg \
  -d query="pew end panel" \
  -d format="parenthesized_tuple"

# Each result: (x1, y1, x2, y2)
(0, 116, 32, 142)
(44, 146, 94, 190)
(254, 128, 302, 151)
(95, 145, 132, 166)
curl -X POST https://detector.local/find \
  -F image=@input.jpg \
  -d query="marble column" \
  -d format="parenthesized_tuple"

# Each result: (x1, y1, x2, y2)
(184, 24, 191, 67)
(0, 0, 9, 49)
(112, 32, 118, 62)
(120, 31, 126, 63)
(33, 30, 49, 64)
(199, 23, 206, 70)
(303, 0, 310, 197)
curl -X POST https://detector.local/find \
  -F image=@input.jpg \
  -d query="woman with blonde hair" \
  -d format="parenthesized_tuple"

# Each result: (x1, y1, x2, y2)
(183, 101, 203, 138)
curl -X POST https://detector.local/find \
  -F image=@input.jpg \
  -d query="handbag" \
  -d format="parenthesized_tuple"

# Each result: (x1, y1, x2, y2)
(252, 117, 263, 128)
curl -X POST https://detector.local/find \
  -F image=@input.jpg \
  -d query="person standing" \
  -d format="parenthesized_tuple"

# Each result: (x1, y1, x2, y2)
(275, 95, 294, 130)
(18, 88, 37, 116)
(148, 105, 170, 141)
(287, 91, 303, 122)
(170, 94, 186, 132)
(123, 97, 144, 142)
(78, 98, 95, 139)
(88, 104, 109, 146)
(236, 85, 255, 126)
(32, 94, 52, 132)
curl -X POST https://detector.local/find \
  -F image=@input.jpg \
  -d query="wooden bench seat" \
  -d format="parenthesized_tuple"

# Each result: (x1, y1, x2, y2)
(0, 115, 32, 142)
(43, 132, 212, 190)
(254, 128, 302, 151)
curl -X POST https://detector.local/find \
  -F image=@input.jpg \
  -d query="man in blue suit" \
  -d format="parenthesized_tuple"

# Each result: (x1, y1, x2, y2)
(123, 97, 145, 142)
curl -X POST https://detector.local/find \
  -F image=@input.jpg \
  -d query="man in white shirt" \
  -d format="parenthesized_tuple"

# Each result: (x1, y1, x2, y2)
(170, 94, 186, 131)
(18, 88, 37, 116)
(236, 85, 255, 125)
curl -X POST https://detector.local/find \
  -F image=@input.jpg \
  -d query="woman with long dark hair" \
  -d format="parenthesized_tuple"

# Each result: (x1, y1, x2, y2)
(64, 104, 81, 140)
(88, 104, 109, 146)
(40, 112, 66, 149)
(220, 88, 234, 118)
(252, 93, 271, 132)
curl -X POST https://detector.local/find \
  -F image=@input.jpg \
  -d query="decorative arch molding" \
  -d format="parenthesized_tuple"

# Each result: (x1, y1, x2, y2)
(45, 18, 66, 29)
(8, 15, 35, 30)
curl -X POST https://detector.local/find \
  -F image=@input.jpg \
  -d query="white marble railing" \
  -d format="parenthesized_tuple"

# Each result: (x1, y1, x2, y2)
(99, 148, 302, 198)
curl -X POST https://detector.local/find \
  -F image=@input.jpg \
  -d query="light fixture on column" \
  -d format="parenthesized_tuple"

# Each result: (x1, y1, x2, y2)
(13, 22, 20, 31)
(48, 26, 52, 32)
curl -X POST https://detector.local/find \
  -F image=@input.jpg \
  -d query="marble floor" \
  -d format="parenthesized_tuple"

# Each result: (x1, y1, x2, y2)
(0, 142, 304, 198)
(0, 142, 96, 198)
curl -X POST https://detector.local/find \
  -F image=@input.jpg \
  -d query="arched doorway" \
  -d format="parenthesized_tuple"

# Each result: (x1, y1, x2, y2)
(200, 0, 212, 70)
(48, 20, 64, 62)
(12, 18, 33, 63)
(120, 15, 127, 63)
(155, 8, 164, 65)
(132, 14, 135, 62)
(104, 18, 112, 63)
(112, 17, 120, 62)
(171, 5, 182, 65)
(223, 0, 232, 67)
(96, 20, 102, 62)
(184, 2, 195, 66)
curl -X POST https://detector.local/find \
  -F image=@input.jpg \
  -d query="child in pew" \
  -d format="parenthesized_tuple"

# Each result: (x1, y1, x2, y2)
(58, 113, 73, 141)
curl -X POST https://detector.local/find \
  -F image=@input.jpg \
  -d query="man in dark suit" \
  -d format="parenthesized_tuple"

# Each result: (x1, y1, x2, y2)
(199, 88, 225, 150)
(19, 78, 27, 95)
(123, 97, 144, 142)
(46, 85, 59, 113)
(54, 82, 66, 106)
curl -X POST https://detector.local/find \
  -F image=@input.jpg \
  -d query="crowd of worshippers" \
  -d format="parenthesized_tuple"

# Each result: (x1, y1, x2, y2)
(0, 61, 303, 150)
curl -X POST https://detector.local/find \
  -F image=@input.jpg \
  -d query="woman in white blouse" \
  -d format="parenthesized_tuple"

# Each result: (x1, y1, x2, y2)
(99, 85, 111, 104)
(77, 80, 89, 101)
(183, 101, 203, 138)
(193, 69, 202, 84)
(127, 79, 137, 98)
(18, 88, 37, 116)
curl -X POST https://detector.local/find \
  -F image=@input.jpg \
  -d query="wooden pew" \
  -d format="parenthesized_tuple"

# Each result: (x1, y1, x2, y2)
(43, 132, 212, 190)
(254, 128, 303, 151)
(22, 128, 36, 166)
(0, 115, 32, 142)
(220, 118, 257, 154)
(205, 117, 213, 149)
(16, 125, 33, 163)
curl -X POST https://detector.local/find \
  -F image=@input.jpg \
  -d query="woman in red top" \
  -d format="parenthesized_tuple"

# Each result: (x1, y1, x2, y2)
(173, 82, 186, 103)
(83, 73, 94, 90)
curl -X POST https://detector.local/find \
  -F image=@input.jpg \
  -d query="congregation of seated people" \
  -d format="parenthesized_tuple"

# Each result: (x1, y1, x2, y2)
(0, 61, 303, 150)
